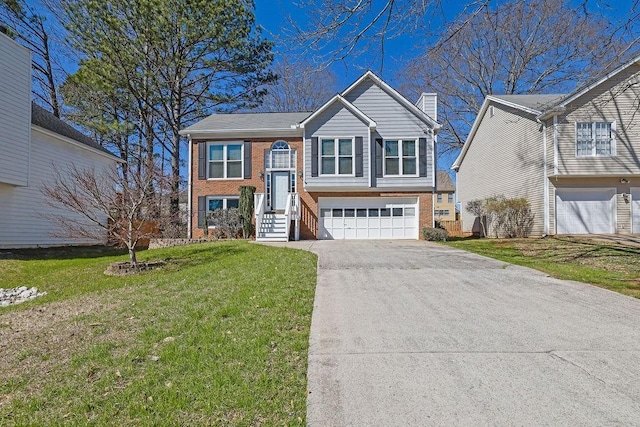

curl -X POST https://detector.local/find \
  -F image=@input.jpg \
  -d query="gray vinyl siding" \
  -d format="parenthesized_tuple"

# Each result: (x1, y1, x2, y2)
(304, 102, 370, 189)
(374, 132, 435, 190)
(549, 177, 632, 234)
(343, 78, 435, 188)
(457, 102, 545, 235)
(344, 78, 432, 138)
(0, 33, 31, 186)
(556, 64, 640, 175)
(0, 127, 116, 248)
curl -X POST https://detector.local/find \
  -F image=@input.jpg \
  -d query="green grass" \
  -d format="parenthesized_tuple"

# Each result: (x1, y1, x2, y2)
(0, 241, 317, 426)
(445, 236, 640, 297)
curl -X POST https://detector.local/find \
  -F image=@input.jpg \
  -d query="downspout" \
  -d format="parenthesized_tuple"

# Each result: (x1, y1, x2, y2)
(432, 128, 436, 228)
(187, 134, 192, 238)
(538, 119, 549, 236)
(553, 115, 559, 176)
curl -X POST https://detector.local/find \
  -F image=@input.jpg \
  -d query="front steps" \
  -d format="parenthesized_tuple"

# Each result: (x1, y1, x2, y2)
(256, 213, 289, 242)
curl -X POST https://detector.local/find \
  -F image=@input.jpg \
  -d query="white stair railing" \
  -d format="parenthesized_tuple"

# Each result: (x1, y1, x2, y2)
(284, 193, 293, 241)
(254, 193, 265, 238)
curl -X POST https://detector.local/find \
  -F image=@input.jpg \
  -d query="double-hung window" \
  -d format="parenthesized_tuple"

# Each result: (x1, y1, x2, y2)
(384, 139, 417, 176)
(207, 196, 239, 213)
(448, 193, 454, 203)
(208, 142, 243, 179)
(576, 122, 615, 157)
(320, 138, 353, 175)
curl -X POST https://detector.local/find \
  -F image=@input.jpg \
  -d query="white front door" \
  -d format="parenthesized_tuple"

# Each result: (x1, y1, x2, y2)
(272, 171, 290, 211)
(555, 188, 616, 234)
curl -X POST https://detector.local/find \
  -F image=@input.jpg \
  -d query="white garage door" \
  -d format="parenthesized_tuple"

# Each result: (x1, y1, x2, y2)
(318, 197, 418, 240)
(632, 188, 640, 233)
(556, 188, 615, 234)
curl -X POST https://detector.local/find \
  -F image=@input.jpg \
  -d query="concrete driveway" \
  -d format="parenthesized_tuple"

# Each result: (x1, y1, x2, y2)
(304, 240, 640, 426)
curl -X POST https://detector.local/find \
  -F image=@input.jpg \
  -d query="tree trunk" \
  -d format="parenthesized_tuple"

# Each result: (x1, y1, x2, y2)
(170, 130, 180, 226)
(128, 245, 137, 266)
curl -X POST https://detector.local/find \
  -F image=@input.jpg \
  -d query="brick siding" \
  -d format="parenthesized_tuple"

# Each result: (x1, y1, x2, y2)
(190, 137, 433, 239)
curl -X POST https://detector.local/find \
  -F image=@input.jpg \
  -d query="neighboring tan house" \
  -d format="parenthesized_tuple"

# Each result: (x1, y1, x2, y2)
(0, 32, 121, 248)
(434, 170, 456, 221)
(181, 71, 440, 241)
(454, 55, 640, 236)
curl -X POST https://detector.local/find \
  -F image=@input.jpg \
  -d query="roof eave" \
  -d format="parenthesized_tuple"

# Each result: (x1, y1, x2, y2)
(181, 127, 303, 139)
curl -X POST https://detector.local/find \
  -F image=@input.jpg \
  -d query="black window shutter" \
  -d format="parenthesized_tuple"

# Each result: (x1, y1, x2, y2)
(197, 196, 206, 228)
(355, 136, 363, 177)
(375, 138, 383, 178)
(198, 142, 206, 180)
(243, 140, 251, 179)
(311, 137, 319, 177)
(419, 137, 428, 177)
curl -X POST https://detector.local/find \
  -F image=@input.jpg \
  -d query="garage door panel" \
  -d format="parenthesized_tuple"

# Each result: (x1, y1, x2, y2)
(632, 188, 640, 233)
(556, 189, 615, 234)
(319, 197, 418, 240)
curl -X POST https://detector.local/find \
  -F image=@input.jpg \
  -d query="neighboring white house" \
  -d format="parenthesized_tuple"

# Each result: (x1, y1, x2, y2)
(0, 31, 122, 248)
(454, 54, 640, 236)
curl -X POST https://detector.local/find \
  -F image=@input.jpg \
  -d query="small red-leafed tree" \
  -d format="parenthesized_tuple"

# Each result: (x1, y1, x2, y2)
(42, 164, 160, 265)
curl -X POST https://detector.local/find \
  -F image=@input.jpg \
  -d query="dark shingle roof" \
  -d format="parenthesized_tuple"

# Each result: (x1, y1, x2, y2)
(182, 111, 312, 133)
(436, 170, 455, 192)
(490, 94, 566, 112)
(31, 103, 117, 157)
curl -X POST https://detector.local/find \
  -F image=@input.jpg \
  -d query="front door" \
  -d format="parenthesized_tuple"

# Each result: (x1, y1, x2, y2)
(271, 171, 290, 211)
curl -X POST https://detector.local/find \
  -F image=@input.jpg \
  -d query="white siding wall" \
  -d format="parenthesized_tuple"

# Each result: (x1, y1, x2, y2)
(0, 128, 116, 248)
(457, 102, 545, 235)
(0, 33, 31, 186)
(557, 64, 640, 175)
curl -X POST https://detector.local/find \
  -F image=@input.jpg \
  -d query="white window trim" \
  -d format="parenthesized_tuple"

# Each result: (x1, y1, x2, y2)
(206, 196, 240, 227)
(574, 121, 616, 158)
(319, 136, 356, 176)
(383, 138, 419, 177)
(207, 141, 244, 180)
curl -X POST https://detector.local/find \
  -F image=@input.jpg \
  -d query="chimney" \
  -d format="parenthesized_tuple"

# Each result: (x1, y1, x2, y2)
(416, 93, 437, 122)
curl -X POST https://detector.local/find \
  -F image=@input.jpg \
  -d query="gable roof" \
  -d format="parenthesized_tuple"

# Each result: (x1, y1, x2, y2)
(299, 94, 376, 129)
(31, 103, 120, 160)
(490, 94, 566, 113)
(180, 111, 311, 136)
(436, 170, 455, 192)
(538, 55, 640, 118)
(452, 94, 554, 171)
(342, 71, 441, 131)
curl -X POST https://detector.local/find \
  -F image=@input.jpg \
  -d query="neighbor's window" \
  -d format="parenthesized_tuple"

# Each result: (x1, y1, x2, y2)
(384, 139, 417, 176)
(208, 142, 243, 179)
(448, 193, 454, 203)
(576, 122, 615, 157)
(437, 193, 443, 203)
(321, 137, 354, 175)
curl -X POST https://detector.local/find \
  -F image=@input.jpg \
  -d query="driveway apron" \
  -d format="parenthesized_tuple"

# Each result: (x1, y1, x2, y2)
(305, 240, 640, 426)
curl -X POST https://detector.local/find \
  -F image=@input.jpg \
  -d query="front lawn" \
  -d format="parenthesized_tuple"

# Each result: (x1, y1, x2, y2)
(446, 236, 640, 298)
(0, 241, 317, 425)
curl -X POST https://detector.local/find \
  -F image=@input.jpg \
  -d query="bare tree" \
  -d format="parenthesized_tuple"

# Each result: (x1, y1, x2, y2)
(400, 0, 640, 157)
(253, 57, 338, 112)
(42, 164, 160, 265)
(0, 0, 65, 117)
(284, 0, 490, 71)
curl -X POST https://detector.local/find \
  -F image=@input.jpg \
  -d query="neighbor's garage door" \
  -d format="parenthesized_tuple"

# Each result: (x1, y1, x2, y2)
(632, 188, 640, 233)
(556, 188, 615, 234)
(318, 197, 419, 240)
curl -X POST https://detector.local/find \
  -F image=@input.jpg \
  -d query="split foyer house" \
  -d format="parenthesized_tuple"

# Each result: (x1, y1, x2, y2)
(454, 55, 640, 236)
(0, 31, 121, 248)
(182, 71, 440, 241)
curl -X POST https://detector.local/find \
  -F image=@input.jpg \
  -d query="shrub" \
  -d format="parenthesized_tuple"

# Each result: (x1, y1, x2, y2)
(207, 208, 243, 239)
(466, 195, 534, 238)
(423, 227, 449, 241)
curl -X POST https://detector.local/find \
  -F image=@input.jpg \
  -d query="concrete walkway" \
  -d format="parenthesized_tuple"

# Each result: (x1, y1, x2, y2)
(291, 240, 640, 426)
